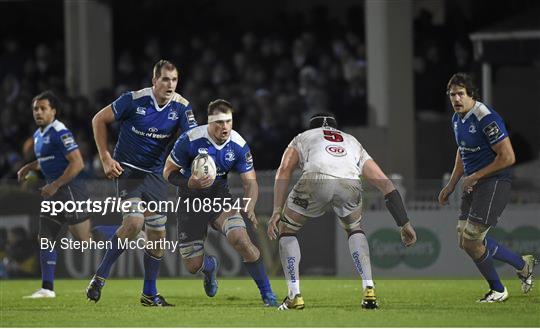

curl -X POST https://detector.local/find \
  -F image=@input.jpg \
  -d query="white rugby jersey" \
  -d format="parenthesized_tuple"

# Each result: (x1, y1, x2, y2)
(288, 127, 371, 179)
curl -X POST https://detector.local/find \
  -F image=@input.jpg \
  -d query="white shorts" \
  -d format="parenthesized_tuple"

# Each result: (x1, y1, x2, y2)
(286, 172, 362, 218)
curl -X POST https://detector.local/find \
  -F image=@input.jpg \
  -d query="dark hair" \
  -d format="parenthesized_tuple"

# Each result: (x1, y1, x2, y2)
(446, 72, 480, 100)
(207, 99, 233, 116)
(153, 59, 178, 79)
(309, 112, 338, 129)
(32, 90, 61, 113)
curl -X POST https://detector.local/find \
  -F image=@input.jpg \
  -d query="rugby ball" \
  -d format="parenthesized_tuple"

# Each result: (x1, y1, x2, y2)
(191, 154, 217, 180)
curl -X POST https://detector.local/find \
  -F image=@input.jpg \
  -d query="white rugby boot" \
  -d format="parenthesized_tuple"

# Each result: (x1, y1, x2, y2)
(23, 288, 56, 299)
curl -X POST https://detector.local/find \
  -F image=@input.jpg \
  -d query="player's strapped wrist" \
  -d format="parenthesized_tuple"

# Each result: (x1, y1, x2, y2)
(384, 189, 409, 227)
(167, 170, 188, 188)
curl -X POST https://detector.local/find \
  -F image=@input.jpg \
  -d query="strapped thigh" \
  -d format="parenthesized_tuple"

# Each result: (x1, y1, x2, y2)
(121, 197, 145, 219)
(462, 220, 490, 241)
(338, 212, 363, 231)
(220, 213, 246, 236)
(144, 214, 167, 231)
(280, 212, 304, 232)
(178, 240, 204, 259)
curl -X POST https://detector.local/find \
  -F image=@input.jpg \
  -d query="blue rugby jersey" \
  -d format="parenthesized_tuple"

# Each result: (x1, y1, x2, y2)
(111, 88, 197, 173)
(452, 101, 510, 177)
(33, 120, 79, 183)
(169, 125, 254, 180)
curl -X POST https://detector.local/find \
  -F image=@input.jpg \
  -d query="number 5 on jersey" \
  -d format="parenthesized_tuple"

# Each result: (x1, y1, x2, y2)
(323, 130, 343, 142)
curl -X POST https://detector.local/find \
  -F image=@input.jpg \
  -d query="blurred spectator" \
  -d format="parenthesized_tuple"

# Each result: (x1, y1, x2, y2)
(4, 226, 38, 278)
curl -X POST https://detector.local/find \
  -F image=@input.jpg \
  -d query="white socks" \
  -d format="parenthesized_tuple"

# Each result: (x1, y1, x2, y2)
(279, 235, 301, 299)
(348, 231, 374, 290)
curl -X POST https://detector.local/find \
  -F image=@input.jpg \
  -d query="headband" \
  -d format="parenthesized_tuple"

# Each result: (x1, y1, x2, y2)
(208, 112, 233, 123)
(310, 116, 335, 127)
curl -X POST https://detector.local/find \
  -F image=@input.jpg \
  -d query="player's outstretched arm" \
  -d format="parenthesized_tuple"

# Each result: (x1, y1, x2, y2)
(240, 169, 259, 229)
(92, 105, 123, 179)
(17, 160, 39, 183)
(362, 159, 417, 246)
(438, 149, 464, 205)
(462, 137, 515, 191)
(268, 147, 299, 240)
(41, 149, 84, 198)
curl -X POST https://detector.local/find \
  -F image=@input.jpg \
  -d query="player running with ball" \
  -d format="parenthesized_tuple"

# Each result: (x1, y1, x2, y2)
(163, 99, 278, 306)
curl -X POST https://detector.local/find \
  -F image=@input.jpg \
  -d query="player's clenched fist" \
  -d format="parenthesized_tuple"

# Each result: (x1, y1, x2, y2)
(102, 157, 124, 179)
(400, 222, 417, 247)
(438, 184, 455, 206)
(17, 165, 31, 183)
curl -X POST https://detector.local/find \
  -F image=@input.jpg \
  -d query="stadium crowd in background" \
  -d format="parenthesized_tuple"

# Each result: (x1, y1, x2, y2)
(1, 2, 511, 180)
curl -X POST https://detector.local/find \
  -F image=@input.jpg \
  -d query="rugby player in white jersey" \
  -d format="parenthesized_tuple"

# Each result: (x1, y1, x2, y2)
(267, 113, 417, 310)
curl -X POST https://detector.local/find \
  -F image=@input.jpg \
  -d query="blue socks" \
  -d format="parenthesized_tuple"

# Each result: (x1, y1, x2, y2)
(143, 250, 162, 296)
(40, 249, 57, 291)
(485, 237, 525, 270)
(244, 257, 272, 296)
(95, 234, 126, 279)
(201, 255, 216, 274)
(474, 249, 505, 292)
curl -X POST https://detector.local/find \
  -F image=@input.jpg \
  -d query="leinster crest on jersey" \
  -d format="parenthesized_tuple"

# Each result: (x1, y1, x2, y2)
(225, 149, 236, 162)
(168, 110, 179, 120)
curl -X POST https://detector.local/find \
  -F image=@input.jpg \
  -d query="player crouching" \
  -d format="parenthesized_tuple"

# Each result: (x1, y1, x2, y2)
(267, 113, 417, 310)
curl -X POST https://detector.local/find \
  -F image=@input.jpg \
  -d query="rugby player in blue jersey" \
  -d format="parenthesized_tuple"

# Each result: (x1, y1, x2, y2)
(163, 99, 278, 306)
(17, 91, 92, 298)
(438, 73, 537, 302)
(86, 60, 197, 306)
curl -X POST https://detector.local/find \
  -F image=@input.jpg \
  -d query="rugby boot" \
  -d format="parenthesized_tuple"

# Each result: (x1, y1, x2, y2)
(86, 275, 105, 302)
(361, 286, 379, 309)
(140, 293, 174, 307)
(278, 294, 305, 310)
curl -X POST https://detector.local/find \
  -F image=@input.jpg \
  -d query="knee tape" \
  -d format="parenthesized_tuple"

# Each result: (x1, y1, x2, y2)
(280, 213, 303, 231)
(462, 221, 489, 241)
(222, 214, 246, 235)
(178, 240, 204, 259)
(144, 214, 167, 231)
(122, 198, 144, 219)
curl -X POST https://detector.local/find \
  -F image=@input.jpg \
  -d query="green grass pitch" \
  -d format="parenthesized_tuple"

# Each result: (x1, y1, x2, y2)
(1, 278, 539, 327)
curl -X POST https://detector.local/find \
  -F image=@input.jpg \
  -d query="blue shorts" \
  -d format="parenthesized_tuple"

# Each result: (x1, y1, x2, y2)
(40, 179, 90, 225)
(115, 166, 168, 214)
(459, 176, 511, 227)
(176, 183, 232, 244)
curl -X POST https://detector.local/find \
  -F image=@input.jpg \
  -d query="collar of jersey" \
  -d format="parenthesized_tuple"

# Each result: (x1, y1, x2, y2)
(204, 126, 230, 150)
(39, 119, 57, 136)
(150, 89, 172, 112)
(460, 101, 480, 123)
